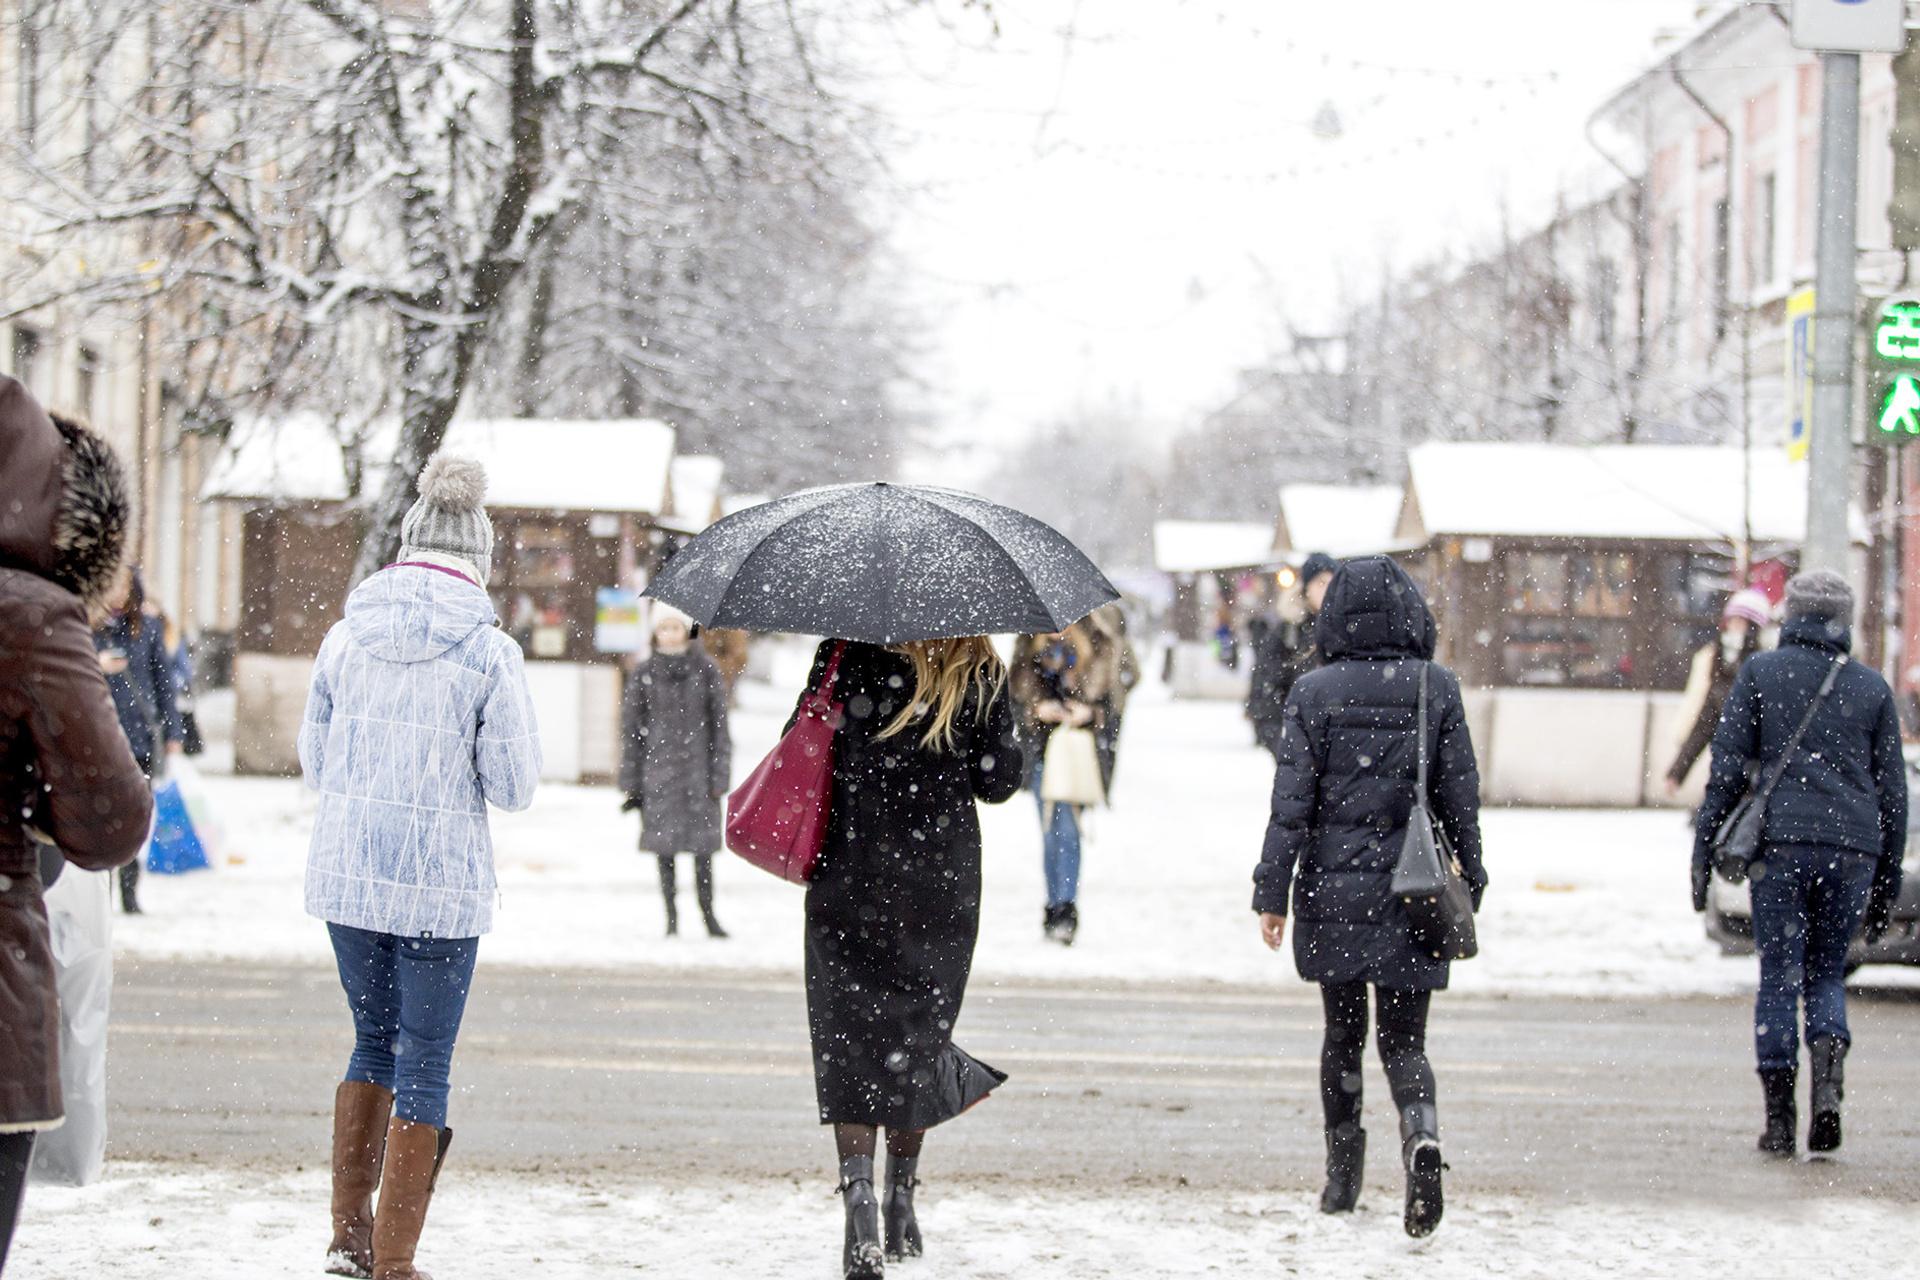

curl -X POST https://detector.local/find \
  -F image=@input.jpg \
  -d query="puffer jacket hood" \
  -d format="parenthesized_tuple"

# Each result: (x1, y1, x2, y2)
(0, 376, 130, 611)
(345, 565, 496, 664)
(1779, 612, 1851, 656)
(1315, 555, 1436, 662)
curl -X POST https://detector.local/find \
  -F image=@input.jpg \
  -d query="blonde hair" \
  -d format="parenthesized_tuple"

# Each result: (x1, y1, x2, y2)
(877, 636, 1006, 753)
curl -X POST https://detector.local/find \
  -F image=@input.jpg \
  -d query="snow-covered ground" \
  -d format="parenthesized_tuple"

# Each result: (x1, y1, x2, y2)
(11, 1162, 1905, 1280)
(116, 650, 1794, 998)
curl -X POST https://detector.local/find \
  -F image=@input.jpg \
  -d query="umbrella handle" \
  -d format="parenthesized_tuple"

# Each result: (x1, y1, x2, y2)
(818, 640, 848, 700)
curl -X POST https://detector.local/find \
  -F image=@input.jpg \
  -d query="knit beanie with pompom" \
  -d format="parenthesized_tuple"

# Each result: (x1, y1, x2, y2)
(399, 454, 494, 584)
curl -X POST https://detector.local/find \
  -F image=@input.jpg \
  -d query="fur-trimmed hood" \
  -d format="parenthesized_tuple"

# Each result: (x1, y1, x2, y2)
(0, 375, 130, 610)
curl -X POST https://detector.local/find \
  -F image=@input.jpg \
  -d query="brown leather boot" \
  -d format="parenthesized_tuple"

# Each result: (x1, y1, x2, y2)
(371, 1118, 453, 1280)
(327, 1082, 394, 1278)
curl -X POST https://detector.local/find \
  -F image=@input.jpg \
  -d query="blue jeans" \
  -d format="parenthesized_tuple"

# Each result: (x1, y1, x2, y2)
(1032, 759, 1082, 907)
(328, 923, 479, 1128)
(1749, 845, 1874, 1071)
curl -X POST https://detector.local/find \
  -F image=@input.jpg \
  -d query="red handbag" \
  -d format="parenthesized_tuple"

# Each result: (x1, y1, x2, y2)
(725, 641, 847, 884)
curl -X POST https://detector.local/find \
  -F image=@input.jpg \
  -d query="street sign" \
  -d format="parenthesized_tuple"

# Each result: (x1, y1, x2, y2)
(1871, 297, 1920, 440)
(1786, 288, 1814, 460)
(1791, 0, 1909, 53)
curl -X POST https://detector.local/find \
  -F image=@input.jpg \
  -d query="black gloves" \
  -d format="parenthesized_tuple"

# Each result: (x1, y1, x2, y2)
(1864, 895, 1894, 946)
(620, 795, 642, 814)
(1691, 860, 1711, 914)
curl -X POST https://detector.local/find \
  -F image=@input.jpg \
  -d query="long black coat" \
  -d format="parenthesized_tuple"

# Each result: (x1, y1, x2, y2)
(1253, 557, 1486, 990)
(795, 641, 1023, 1129)
(618, 646, 731, 855)
(1694, 616, 1906, 911)
(1246, 614, 1319, 753)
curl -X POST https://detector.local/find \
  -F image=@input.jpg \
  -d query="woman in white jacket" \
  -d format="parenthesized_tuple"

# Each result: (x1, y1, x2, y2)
(299, 455, 541, 1280)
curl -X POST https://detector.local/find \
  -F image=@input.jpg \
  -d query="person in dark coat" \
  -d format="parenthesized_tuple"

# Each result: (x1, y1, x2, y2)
(0, 381, 151, 1269)
(91, 567, 183, 914)
(619, 605, 731, 937)
(1693, 570, 1905, 1158)
(1664, 588, 1770, 792)
(1247, 551, 1337, 757)
(790, 636, 1021, 1279)
(1252, 555, 1485, 1239)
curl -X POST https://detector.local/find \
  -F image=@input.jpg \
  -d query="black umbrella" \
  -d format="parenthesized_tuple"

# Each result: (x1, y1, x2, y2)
(645, 482, 1119, 644)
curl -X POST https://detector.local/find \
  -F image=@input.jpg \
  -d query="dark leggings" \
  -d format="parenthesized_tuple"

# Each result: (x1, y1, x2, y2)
(1319, 982, 1436, 1134)
(657, 854, 716, 918)
(0, 1130, 34, 1272)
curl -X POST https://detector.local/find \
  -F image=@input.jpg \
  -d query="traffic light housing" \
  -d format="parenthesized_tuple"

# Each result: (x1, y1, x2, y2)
(1871, 297, 1920, 441)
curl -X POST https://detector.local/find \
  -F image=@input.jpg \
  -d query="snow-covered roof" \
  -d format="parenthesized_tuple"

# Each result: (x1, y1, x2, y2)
(1402, 443, 1865, 545)
(1152, 520, 1279, 573)
(662, 455, 726, 532)
(204, 415, 677, 514)
(1275, 484, 1405, 558)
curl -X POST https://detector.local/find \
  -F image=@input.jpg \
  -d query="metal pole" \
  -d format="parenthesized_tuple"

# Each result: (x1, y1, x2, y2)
(1807, 51, 1860, 574)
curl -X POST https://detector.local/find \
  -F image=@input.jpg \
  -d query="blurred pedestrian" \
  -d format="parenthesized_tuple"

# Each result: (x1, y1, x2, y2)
(792, 635, 1021, 1278)
(619, 604, 731, 938)
(1253, 555, 1485, 1239)
(1247, 552, 1337, 758)
(703, 626, 752, 702)
(1011, 619, 1125, 944)
(300, 454, 542, 1280)
(1664, 588, 1771, 793)
(1693, 570, 1905, 1158)
(161, 613, 203, 757)
(0, 382, 150, 1271)
(91, 567, 184, 914)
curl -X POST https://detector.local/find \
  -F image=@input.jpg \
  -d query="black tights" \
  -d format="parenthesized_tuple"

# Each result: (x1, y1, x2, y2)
(1319, 982, 1436, 1134)
(657, 854, 716, 925)
(0, 1131, 34, 1273)
(834, 1123, 924, 1164)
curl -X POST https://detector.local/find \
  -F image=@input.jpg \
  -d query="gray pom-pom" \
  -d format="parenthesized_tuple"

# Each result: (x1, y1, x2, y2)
(418, 453, 487, 510)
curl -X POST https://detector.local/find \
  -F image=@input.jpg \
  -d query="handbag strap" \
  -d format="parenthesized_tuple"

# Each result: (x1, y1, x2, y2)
(816, 640, 849, 701)
(1752, 653, 1848, 805)
(1415, 661, 1430, 799)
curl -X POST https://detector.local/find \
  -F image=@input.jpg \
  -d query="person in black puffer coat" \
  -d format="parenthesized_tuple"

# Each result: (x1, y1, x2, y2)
(1693, 570, 1905, 1160)
(1252, 555, 1485, 1239)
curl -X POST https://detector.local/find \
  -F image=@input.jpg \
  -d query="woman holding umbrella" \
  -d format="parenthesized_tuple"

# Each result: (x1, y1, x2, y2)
(646, 482, 1115, 1280)
(791, 634, 1021, 1277)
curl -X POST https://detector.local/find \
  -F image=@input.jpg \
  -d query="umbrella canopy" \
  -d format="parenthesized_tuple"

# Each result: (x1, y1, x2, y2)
(644, 483, 1120, 644)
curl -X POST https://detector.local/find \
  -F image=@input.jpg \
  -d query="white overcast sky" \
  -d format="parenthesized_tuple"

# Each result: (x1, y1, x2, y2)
(862, 0, 1708, 478)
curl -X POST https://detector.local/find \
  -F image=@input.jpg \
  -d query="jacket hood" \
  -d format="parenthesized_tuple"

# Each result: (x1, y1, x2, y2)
(1315, 555, 1437, 661)
(0, 376, 131, 610)
(1779, 612, 1851, 655)
(345, 564, 498, 663)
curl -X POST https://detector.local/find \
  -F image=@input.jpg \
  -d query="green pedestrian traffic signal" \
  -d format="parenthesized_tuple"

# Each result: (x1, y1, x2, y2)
(1871, 299, 1920, 443)
(1881, 374, 1920, 437)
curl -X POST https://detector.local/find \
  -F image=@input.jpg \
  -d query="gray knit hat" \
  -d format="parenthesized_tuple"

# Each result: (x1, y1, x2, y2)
(399, 454, 493, 577)
(1784, 569, 1852, 622)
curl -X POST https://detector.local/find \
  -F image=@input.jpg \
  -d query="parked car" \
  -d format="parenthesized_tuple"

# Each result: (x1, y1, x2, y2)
(1704, 756, 1920, 971)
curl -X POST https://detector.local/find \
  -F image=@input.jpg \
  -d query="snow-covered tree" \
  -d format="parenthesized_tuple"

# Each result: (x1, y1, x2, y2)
(4, 0, 939, 577)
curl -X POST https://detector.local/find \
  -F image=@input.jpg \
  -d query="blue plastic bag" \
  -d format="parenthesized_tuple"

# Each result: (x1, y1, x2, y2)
(147, 778, 210, 874)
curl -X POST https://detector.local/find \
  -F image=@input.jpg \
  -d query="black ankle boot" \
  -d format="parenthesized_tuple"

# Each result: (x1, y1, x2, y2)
(1399, 1104, 1443, 1239)
(1808, 1039, 1846, 1153)
(1319, 1124, 1365, 1214)
(1758, 1067, 1797, 1157)
(839, 1155, 883, 1279)
(702, 910, 729, 939)
(883, 1154, 921, 1260)
(1057, 902, 1078, 946)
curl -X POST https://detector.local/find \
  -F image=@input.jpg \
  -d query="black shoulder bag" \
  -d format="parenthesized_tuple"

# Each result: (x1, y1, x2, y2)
(1710, 653, 1848, 882)
(1389, 663, 1478, 961)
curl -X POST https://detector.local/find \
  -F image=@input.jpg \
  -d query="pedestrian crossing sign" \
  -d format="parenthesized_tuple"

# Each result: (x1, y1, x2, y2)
(1785, 288, 1813, 461)
(1873, 298, 1920, 442)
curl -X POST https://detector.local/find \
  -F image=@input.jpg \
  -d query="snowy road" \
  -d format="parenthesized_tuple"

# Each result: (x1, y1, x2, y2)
(23, 957, 1920, 1279)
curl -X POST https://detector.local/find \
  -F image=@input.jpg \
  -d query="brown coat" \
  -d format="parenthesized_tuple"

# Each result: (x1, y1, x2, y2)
(1010, 616, 1135, 794)
(0, 376, 149, 1130)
